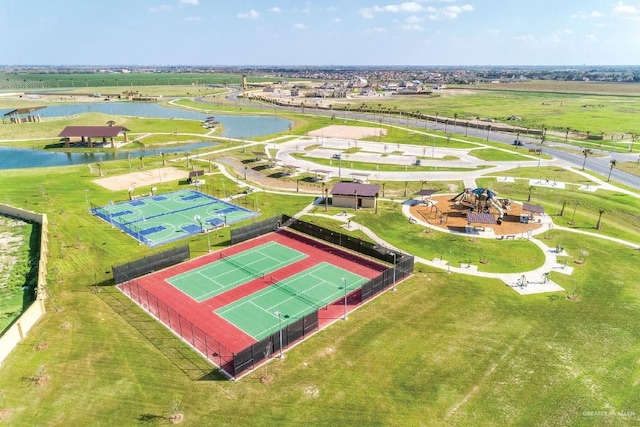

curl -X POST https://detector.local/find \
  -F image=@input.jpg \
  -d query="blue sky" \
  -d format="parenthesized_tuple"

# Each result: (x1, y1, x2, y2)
(1, 0, 639, 66)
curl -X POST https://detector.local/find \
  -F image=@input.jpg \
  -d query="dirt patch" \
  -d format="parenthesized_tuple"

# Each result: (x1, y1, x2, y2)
(35, 342, 49, 351)
(410, 194, 543, 236)
(308, 125, 386, 140)
(92, 167, 189, 191)
(169, 413, 184, 424)
(260, 374, 275, 384)
(0, 408, 13, 421)
(35, 375, 51, 387)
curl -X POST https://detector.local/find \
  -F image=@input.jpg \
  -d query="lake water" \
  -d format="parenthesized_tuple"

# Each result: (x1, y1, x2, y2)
(0, 142, 216, 170)
(1, 102, 291, 138)
(0, 102, 291, 169)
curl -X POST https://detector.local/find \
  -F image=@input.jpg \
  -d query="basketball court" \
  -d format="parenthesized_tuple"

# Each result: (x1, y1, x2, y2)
(91, 189, 257, 246)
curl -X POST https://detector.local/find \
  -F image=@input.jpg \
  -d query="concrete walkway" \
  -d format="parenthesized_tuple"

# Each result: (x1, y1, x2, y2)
(187, 132, 639, 296)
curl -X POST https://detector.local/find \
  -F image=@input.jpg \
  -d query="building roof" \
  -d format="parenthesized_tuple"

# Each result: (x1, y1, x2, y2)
(58, 126, 129, 138)
(3, 106, 46, 116)
(331, 182, 380, 197)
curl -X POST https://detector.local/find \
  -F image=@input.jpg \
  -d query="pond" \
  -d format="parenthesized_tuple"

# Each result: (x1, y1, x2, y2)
(0, 101, 292, 169)
(0, 141, 216, 170)
(2, 102, 291, 138)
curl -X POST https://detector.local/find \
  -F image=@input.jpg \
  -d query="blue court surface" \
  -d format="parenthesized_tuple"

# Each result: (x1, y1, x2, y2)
(91, 189, 258, 246)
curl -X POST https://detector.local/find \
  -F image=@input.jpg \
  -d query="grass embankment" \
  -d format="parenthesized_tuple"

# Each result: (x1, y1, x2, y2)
(0, 218, 38, 333)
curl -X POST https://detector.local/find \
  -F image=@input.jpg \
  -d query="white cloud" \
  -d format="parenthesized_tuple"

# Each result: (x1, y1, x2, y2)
(269, 7, 281, 13)
(429, 4, 474, 20)
(332, 18, 342, 23)
(238, 9, 260, 20)
(584, 33, 597, 41)
(294, 23, 307, 30)
(359, 8, 374, 19)
(572, 11, 603, 19)
(149, 5, 171, 12)
(374, 2, 424, 13)
(613, 1, 639, 14)
(613, 1, 640, 20)
(185, 16, 202, 21)
(179, 0, 199, 5)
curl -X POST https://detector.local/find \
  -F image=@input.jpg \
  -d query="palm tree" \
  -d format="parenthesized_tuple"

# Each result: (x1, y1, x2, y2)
(607, 159, 617, 182)
(526, 185, 534, 202)
(595, 209, 605, 230)
(581, 148, 592, 170)
(559, 200, 568, 216)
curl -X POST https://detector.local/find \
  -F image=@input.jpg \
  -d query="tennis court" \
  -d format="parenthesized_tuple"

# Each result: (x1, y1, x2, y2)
(216, 262, 369, 340)
(167, 241, 307, 302)
(91, 189, 257, 246)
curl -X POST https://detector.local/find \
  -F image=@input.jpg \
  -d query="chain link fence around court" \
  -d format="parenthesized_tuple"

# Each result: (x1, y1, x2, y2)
(118, 279, 236, 375)
(114, 216, 414, 379)
(230, 215, 281, 245)
(112, 245, 190, 284)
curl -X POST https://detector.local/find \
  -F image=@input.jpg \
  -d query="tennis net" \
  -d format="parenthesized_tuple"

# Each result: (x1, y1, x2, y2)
(273, 281, 320, 309)
(219, 252, 265, 279)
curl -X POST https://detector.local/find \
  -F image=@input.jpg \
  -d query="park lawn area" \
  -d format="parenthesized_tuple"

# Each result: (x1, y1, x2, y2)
(332, 203, 546, 274)
(2, 215, 640, 425)
(468, 148, 536, 162)
(476, 178, 640, 244)
(617, 160, 640, 178)
(490, 165, 596, 184)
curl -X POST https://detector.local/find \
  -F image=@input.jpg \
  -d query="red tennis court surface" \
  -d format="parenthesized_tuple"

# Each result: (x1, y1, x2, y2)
(118, 229, 387, 376)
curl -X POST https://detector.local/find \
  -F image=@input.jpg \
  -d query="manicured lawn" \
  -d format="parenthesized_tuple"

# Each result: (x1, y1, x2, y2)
(0, 94, 639, 426)
(468, 148, 535, 162)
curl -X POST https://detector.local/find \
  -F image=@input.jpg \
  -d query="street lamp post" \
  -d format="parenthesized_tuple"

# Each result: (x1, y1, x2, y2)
(274, 311, 283, 358)
(194, 215, 203, 232)
(341, 278, 347, 320)
(390, 252, 397, 291)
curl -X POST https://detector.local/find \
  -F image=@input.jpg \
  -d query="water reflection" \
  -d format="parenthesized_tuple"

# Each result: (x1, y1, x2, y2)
(0, 141, 215, 170)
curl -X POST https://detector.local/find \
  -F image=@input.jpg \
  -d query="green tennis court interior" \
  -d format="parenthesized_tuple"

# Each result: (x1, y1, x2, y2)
(167, 241, 308, 302)
(91, 189, 257, 246)
(215, 262, 369, 340)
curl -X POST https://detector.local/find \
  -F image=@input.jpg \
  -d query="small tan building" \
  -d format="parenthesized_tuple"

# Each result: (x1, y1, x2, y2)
(331, 182, 380, 210)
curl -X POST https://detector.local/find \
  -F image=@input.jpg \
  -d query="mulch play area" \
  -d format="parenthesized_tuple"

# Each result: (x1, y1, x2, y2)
(410, 194, 545, 236)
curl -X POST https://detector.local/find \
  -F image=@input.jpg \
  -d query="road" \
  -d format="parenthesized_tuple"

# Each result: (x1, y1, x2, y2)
(225, 89, 640, 191)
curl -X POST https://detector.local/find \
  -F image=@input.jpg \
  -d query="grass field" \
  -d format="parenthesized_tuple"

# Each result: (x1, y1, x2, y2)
(1, 85, 640, 425)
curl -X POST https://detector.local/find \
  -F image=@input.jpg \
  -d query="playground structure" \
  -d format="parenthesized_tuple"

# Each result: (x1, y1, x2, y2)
(450, 187, 511, 225)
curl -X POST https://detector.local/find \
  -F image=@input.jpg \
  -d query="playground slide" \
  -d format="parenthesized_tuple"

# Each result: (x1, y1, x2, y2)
(489, 197, 504, 224)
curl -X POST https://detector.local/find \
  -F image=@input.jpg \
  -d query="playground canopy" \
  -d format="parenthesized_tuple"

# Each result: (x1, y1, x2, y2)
(523, 202, 545, 214)
(467, 212, 497, 225)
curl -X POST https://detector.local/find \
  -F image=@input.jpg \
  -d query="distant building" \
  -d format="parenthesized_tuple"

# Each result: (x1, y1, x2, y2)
(331, 182, 380, 210)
